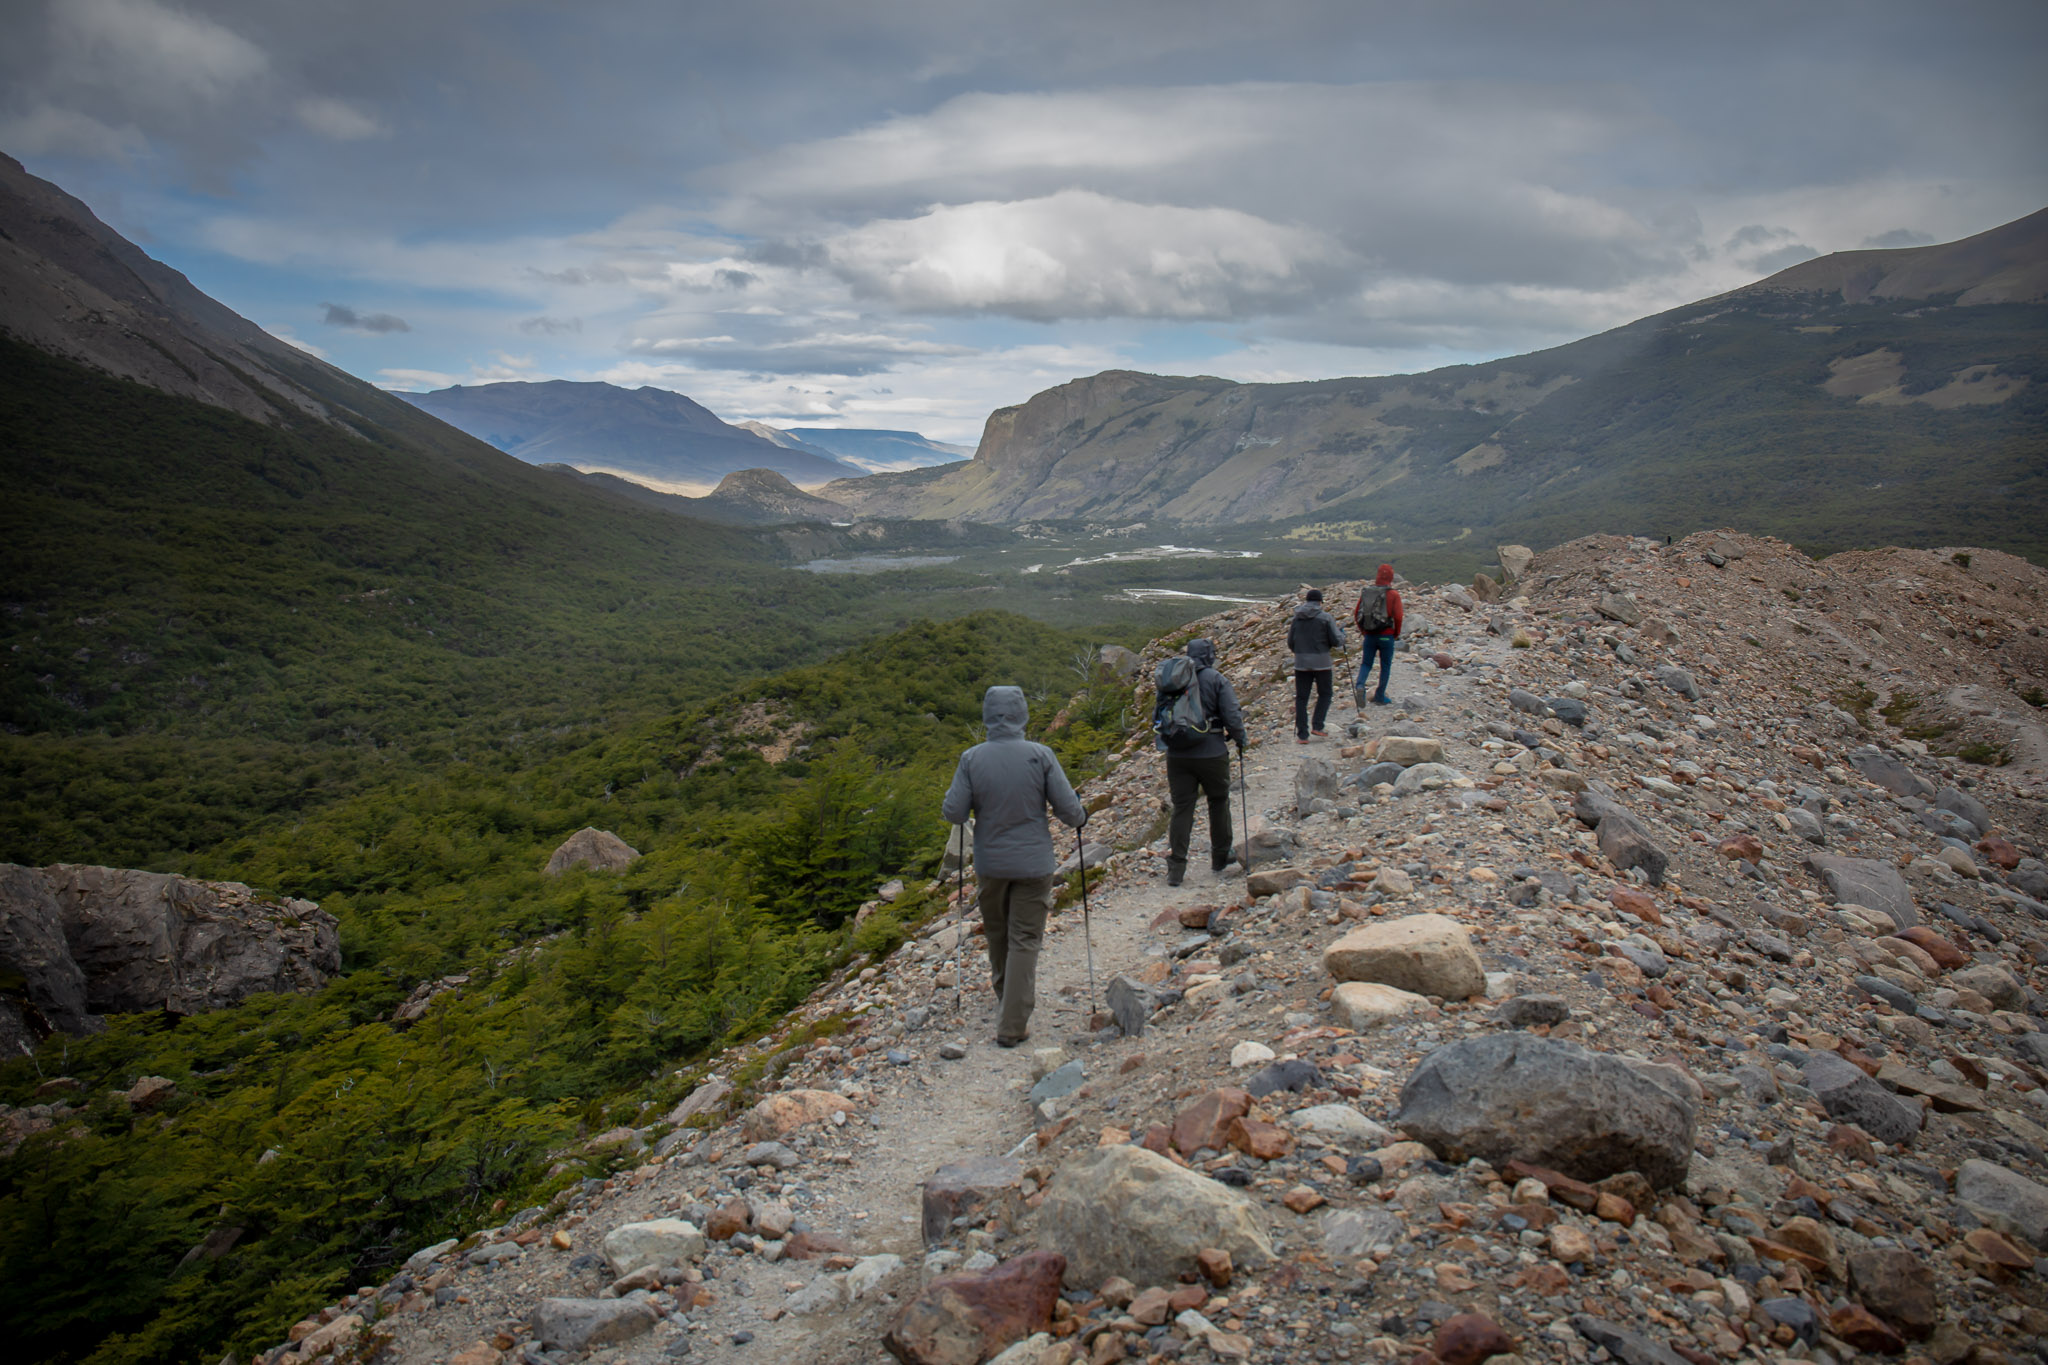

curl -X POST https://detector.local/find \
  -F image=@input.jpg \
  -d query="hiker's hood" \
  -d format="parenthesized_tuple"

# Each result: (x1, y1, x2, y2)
(1293, 600, 1326, 619)
(1187, 639, 1217, 668)
(1376, 563, 1396, 586)
(982, 685, 1028, 739)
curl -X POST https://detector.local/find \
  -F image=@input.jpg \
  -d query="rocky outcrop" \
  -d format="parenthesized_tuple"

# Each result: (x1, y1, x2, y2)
(0, 863, 339, 1050)
(1035, 1144, 1273, 1288)
(542, 828, 641, 875)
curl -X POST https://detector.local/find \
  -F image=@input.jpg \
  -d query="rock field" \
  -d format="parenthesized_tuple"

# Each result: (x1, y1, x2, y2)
(242, 530, 2048, 1365)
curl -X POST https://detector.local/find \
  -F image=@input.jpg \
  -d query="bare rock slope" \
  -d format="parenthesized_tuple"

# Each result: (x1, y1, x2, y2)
(257, 530, 2048, 1365)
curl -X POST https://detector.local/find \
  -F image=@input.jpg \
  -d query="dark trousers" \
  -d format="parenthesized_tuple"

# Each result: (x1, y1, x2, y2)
(1167, 753, 1234, 871)
(1293, 669, 1332, 737)
(978, 875, 1053, 1041)
(1357, 635, 1396, 701)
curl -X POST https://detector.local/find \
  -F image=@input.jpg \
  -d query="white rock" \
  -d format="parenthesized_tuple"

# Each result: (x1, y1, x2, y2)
(1230, 1041, 1276, 1068)
(1330, 980, 1433, 1030)
(846, 1252, 903, 1299)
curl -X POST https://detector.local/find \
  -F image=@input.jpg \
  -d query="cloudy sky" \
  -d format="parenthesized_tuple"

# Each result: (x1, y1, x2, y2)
(6, 0, 2045, 444)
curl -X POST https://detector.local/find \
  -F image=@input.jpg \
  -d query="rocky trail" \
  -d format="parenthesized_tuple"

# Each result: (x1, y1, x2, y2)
(261, 531, 2048, 1365)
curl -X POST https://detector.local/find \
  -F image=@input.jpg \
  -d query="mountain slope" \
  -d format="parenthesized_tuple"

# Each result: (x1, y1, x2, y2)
(401, 381, 854, 488)
(543, 464, 855, 525)
(824, 209, 2048, 558)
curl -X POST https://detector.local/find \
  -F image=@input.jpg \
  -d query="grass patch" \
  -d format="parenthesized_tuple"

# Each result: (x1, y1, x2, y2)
(1834, 683, 1878, 726)
(1957, 741, 2011, 766)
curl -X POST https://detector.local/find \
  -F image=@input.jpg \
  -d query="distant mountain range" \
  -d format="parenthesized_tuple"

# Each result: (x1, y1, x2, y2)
(543, 465, 854, 525)
(398, 383, 969, 488)
(825, 208, 2048, 558)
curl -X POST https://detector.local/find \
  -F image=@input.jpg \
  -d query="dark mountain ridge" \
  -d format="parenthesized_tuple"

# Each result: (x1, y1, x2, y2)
(401, 380, 854, 488)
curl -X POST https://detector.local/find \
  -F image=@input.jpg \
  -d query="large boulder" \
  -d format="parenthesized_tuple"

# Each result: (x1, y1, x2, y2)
(543, 828, 641, 875)
(1322, 915, 1484, 1000)
(1293, 757, 1340, 814)
(883, 1250, 1065, 1365)
(0, 864, 340, 1036)
(1801, 1054, 1922, 1145)
(1955, 1159, 2048, 1248)
(1496, 545, 1535, 584)
(1806, 854, 1921, 929)
(602, 1218, 705, 1277)
(1848, 748, 1933, 799)
(1394, 1034, 1698, 1189)
(1595, 812, 1670, 886)
(1036, 1145, 1273, 1288)
(1376, 736, 1444, 767)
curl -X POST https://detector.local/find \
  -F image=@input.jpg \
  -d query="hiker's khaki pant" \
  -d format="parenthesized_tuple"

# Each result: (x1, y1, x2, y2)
(979, 874, 1054, 1041)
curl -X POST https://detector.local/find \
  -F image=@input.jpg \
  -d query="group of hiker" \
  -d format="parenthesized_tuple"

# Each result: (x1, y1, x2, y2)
(939, 565, 1405, 1046)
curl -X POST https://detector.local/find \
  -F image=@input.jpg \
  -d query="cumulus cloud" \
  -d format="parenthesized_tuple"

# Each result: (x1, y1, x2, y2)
(264, 324, 327, 358)
(0, 103, 145, 160)
(815, 190, 1349, 321)
(519, 315, 582, 334)
(321, 302, 411, 332)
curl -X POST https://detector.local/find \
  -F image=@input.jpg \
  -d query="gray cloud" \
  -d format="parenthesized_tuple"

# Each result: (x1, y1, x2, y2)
(321, 302, 410, 332)
(519, 315, 582, 334)
(1863, 228, 1936, 248)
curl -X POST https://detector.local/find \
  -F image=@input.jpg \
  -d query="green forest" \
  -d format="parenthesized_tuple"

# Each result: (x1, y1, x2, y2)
(0, 346, 1150, 1365)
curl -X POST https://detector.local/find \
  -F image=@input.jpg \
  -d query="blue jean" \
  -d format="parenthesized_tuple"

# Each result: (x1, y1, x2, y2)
(1357, 634, 1396, 700)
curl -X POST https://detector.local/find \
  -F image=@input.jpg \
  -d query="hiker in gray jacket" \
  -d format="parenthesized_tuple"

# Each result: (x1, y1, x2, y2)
(1163, 638, 1247, 887)
(1288, 588, 1346, 743)
(941, 685, 1087, 1047)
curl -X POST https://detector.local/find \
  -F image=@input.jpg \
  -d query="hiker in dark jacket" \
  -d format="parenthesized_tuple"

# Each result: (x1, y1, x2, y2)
(941, 685, 1087, 1047)
(1288, 588, 1346, 743)
(1160, 638, 1247, 887)
(1353, 563, 1405, 707)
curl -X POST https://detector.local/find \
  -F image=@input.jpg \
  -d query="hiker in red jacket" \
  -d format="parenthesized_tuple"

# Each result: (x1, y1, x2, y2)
(1352, 564, 1404, 707)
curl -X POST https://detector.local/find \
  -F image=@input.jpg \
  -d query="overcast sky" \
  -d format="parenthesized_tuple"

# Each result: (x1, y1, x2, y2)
(7, 0, 2045, 443)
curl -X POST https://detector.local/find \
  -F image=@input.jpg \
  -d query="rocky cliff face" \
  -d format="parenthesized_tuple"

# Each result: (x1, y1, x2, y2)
(0, 864, 340, 1053)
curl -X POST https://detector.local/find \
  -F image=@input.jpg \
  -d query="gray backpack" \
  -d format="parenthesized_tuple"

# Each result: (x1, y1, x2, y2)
(1151, 657, 1213, 749)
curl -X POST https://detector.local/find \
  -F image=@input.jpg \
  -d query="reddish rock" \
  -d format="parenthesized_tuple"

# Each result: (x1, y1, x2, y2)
(1830, 1304, 1905, 1354)
(1281, 1185, 1326, 1213)
(1170, 1088, 1252, 1156)
(1139, 1125, 1173, 1155)
(884, 1250, 1066, 1365)
(1593, 1192, 1635, 1224)
(1509, 1263, 1571, 1294)
(1431, 652, 1455, 669)
(1195, 1248, 1232, 1287)
(1432, 1312, 1516, 1365)
(921, 1157, 1023, 1247)
(1607, 887, 1661, 922)
(1961, 1227, 2032, 1281)
(781, 1231, 850, 1260)
(1166, 1285, 1208, 1313)
(1894, 925, 1969, 969)
(1226, 1117, 1294, 1160)
(1716, 833, 1764, 861)
(1503, 1160, 1599, 1212)
(705, 1197, 751, 1241)
(1976, 836, 2021, 870)
(1825, 1125, 1878, 1162)
(1177, 903, 1218, 929)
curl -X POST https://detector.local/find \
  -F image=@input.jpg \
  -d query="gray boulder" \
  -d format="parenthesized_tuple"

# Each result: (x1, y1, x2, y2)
(531, 1297, 658, 1353)
(1806, 853, 1920, 928)
(1349, 762, 1406, 791)
(1801, 1053, 1921, 1144)
(1786, 808, 1826, 845)
(1394, 1034, 1697, 1189)
(1597, 812, 1670, 886)
(1956, 1159, 2048, 1248)
(1654, 666, 1700, 701)
(1848, 748, 1933, 800)
(1508, 688, 1549, 715)
(1036, 1144, 1273, 1288)
(1391, 762, 1462, 797)
(0, 864, 92, 1050)
(921, 1157, 1022, 1246)
(1294, 756, 1340, 815)
(1597, 593, 1643, 626)
(1106, 974, 1158, 1037)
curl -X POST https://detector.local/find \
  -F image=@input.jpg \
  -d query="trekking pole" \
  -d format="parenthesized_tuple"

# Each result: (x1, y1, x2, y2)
(1075, 823, 1098, 1017)
(954, 823, 966, 913)
(1237, 742, 1252, 878)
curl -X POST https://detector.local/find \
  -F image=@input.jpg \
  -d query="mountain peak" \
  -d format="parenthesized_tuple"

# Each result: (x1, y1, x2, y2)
(1745, 205, 2048, 305)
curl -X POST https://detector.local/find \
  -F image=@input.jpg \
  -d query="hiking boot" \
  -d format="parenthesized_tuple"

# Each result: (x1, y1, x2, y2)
(1295, 736, 1310, 745)
(1372, 695, 1393, 706)
(995, 1034, 1027, 1048)
(1310, 728, 1328, 738)
(1167, 861, 1186, 887)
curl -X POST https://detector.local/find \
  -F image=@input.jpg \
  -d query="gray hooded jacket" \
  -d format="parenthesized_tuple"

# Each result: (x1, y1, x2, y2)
(941, 686, 1086, 879)
(1163, 639, 1247, 760)
(1288, 600, 1346, 671)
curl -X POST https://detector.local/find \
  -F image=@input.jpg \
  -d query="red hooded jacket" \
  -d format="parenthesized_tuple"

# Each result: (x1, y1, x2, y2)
(1357, 564, 1403, 637)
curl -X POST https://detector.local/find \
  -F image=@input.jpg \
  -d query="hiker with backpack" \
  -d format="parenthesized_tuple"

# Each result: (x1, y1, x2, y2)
(941, 685, 1088, 1048)
(1288, 588, 1346, 743)
(1153, 639, 1247, 887)
(1353, 563, 1405, 707)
